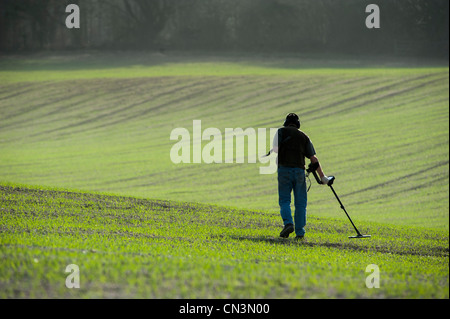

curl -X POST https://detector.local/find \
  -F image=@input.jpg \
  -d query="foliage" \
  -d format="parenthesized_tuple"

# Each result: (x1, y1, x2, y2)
(0, 0, 448, 57)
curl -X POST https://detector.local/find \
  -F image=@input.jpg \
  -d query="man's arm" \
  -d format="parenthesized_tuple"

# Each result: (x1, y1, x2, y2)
(310, 155, 331, 185)
(309, 156, 324, 177)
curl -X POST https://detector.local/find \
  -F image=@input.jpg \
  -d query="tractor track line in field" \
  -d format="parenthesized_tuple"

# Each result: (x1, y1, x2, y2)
(251, 77, 391, 127)
(309, 76, 449, 121)
(341, 160, 449, 199)
(22, 78, 221, 139)
(195, 76, 379, 127)
(302, 73, 446, 119)
(1, 77, 187, 130)
(4, 78, 192, 132)
(79, 78, 253, 133)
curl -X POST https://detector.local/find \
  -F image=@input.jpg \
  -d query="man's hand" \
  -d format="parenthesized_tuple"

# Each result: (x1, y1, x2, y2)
(321, 175, 331, 185)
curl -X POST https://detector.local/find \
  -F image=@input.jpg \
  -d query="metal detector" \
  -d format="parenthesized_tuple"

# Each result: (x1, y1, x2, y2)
(307, 162, 371, 239)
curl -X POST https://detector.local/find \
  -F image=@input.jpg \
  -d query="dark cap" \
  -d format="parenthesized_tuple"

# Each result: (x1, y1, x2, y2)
(283, 113, 300, 129)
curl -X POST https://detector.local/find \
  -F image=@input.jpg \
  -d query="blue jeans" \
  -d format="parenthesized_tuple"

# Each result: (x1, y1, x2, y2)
(278, 166, 307, 236)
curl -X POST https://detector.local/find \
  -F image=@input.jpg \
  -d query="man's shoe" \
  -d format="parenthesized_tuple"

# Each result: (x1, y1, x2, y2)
(295, 235, 304, 241)
(280, 224, 294, 238)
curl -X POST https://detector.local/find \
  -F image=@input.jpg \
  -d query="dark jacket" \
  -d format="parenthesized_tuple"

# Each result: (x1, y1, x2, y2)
(277, 126, 316, 169)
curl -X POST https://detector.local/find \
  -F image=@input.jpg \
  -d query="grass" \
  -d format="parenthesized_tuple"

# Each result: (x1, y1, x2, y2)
(0, 52, 448, 229)
(0, 51, 446, 83)
(0, 184, 448, 298)
(0, 51, 448, 298)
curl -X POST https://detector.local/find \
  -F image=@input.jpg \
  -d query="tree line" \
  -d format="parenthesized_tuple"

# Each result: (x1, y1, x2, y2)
(0, 0, 448, 58)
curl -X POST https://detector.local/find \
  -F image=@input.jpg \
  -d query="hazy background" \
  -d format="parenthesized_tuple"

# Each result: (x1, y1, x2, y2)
(0, 0, 448, 59)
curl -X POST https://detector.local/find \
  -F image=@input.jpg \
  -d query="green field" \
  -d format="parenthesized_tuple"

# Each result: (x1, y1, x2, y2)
(0, 52, 448, 298)
(0, 184, 448, 298)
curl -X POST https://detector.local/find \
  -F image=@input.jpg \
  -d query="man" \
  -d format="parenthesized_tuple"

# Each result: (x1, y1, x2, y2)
(273, 113, 330, 240)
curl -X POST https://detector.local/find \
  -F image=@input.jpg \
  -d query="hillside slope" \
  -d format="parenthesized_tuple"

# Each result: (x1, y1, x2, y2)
(0, 53, 448, 229)
(0, 184, 448, 298)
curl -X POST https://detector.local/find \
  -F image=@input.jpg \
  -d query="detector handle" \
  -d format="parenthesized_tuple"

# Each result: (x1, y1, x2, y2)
(307, 162, 322, 184)
(307, 162, 335, 186)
